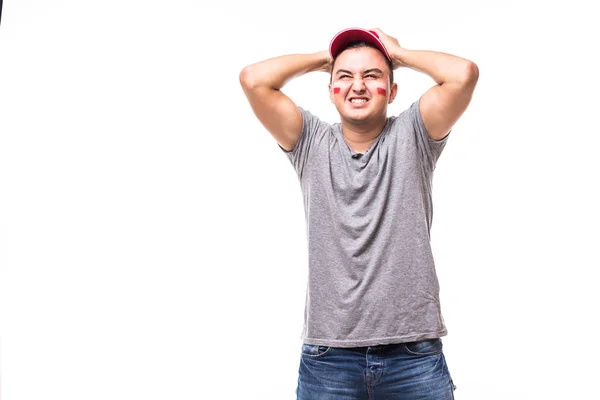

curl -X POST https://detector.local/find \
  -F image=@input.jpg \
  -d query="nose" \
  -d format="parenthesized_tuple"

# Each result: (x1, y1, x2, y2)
(351, 76, 366, 92)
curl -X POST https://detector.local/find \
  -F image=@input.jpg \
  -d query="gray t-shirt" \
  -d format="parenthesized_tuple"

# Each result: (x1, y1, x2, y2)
(279, 97, 450, 347)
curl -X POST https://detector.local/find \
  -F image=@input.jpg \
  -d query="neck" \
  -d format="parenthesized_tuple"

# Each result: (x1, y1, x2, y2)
(340, 117, 387, 153)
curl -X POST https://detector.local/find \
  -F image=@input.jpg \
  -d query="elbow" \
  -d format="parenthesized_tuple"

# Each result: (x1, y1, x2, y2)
(461, 61, 479, 86)
(239, 65, 258, 90)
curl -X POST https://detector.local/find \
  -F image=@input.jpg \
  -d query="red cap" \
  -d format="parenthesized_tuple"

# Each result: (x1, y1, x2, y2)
(329, 28, 391, 61)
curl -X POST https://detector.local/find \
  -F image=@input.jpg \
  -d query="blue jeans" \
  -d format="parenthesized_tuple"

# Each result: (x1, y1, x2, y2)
(296, 338, 456, 399)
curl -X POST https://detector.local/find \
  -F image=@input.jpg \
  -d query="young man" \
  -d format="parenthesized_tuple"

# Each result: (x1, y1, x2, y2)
(240, 27, 478, 399)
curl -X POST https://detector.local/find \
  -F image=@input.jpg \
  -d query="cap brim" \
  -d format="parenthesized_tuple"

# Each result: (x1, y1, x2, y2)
(329, 28, 391, 61)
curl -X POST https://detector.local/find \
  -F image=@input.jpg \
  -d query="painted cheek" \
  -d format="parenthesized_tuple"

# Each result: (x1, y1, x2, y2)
(333, 87, 340, 94)
(377, 87, 387, 96)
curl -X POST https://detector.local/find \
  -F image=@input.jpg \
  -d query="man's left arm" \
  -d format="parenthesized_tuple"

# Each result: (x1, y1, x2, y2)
(374, 28, 479, 141)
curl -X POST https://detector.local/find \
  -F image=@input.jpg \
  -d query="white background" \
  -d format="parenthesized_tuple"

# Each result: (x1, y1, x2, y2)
(1, 0, 599, 399)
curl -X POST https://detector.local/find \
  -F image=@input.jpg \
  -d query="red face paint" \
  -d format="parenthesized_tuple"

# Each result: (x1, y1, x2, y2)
(333, 87, 340, 94)
(377, 87, 387, 96)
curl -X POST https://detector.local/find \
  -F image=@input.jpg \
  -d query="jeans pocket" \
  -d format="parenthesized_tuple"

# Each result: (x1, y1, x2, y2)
(402, 338, 443, 356)
(301, 343, 331, 358)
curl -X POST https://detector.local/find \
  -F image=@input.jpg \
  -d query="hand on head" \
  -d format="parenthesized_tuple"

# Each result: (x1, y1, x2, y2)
(369, 28, 405, 69)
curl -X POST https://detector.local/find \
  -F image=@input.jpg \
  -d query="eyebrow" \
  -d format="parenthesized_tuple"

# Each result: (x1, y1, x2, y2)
(364, 68, 384, 75)
(335, 68, 384, 76)
(335, 69, 354, 76)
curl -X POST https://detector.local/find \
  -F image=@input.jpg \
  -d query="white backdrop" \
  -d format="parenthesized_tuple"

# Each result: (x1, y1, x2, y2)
(1, 0, 599, 399)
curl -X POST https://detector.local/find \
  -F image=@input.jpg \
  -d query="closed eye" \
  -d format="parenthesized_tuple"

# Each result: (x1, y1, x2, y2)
(363, 68, 384, 79)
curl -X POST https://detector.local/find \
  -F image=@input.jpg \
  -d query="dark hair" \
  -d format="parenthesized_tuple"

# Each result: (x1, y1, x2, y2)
(330, 41, 394, 85)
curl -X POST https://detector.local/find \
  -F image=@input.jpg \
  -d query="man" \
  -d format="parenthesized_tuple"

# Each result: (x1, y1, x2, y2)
(239, 27, 478, 399)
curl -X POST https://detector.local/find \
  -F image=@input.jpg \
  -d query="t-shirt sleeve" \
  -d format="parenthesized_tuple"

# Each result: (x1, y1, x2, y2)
(277, 106, 325, 179)
(408, 96, 450, 172)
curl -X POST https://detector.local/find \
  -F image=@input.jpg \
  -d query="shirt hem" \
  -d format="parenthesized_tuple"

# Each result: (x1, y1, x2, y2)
(302, 329, 448, 348)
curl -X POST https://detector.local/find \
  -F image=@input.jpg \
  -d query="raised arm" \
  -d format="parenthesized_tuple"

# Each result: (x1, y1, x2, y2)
(373, 28, 479, 141)
(239, 51, 332, 151)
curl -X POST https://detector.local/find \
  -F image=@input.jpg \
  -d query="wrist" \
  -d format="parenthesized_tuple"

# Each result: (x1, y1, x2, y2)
(312, 50, 333, 73)
(389, 47, 408, 68)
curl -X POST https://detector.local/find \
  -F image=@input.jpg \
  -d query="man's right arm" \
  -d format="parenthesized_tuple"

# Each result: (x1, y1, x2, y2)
(239, 51, 331, 152)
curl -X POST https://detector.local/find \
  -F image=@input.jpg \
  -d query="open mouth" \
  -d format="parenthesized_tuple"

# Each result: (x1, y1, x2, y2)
(348, 97, 369, 105)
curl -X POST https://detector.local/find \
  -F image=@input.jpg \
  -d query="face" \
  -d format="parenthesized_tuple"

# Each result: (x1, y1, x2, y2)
(329, 47, 398, 125)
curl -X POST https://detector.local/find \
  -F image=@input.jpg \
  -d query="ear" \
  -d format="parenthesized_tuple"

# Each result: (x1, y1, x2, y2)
(388, 82, 398, 104)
